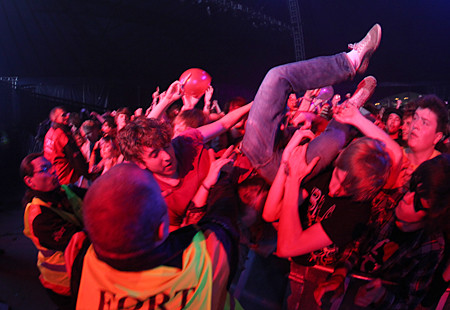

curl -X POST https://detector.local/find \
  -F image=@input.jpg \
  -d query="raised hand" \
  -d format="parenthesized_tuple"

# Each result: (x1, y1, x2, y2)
(287, 143, 320, 183)
(152, 86, 160, 101)
(333, 101, 361, 126)
(204, 85, 214, 107)
(202, 146, 234, 189)
(314, 274, 346, 306)
(281, 129, 319, 182)
(354, 278, 386, 307)
(134, 108, 143, 117)
(281, 129, 315, 163)
(163, 80, 184, 104)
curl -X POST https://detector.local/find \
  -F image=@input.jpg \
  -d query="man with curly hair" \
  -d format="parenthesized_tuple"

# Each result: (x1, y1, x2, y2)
(117, 97, 251, 230)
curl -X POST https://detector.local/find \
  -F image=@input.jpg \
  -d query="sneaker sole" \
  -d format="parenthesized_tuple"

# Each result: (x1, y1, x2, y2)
(357, 24, 382, 74)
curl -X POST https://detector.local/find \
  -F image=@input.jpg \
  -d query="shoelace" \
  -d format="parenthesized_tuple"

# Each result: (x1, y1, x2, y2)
(348, 30, 371, 52)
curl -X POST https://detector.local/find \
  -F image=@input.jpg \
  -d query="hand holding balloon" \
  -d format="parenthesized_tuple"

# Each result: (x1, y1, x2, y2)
(179, 68, 212, 99)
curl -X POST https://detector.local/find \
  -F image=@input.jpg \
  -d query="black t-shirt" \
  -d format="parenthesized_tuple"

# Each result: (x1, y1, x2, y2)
(293, 169, 371, 266)
(358, 224, 416, 274)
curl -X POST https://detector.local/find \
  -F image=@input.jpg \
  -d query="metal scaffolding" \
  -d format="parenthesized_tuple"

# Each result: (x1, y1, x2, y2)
(288, 0, 305, 61)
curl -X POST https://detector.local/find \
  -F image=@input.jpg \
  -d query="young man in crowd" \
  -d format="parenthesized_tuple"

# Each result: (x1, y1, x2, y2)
(314, 154, 450, 309)
(369, 94, 449, 224)
(383, 108, 403, 144)
(398, 95, 448, 186)
(117, 81, 251, 230)
(400, 102, 416, 147)
(44, 106, 90, 185)
(262, 109, 394, 308)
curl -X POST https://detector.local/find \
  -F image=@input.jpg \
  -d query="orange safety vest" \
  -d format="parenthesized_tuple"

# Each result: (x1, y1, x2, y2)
(76, 231, 213, 310)
(23, 186, 83, 296)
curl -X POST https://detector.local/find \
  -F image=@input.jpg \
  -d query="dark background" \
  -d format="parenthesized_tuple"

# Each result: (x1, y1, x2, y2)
(1, 0, 449, 99)
(0, 0, 449, 197)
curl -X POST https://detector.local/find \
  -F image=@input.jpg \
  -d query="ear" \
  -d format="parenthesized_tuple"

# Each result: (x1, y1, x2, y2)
(433, 131, 443, 145)
(157, 220, 168, 241)
(135, 161, 147, 170)
(24, 176, 33, 188)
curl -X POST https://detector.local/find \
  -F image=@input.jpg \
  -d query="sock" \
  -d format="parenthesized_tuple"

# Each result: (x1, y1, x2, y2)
(346, 50, 360, 70)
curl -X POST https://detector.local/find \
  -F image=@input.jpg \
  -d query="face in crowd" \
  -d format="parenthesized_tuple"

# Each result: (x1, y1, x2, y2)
(116, 113, 130, 131)
(99, 139, 118, 160)
(401, 115, 413, 141)
(140, 144, 177, 177)
(53, 108, 69, 126)
(386, 113, 401, 135)
(287, 93, 299, 110)
(407, 107, 442, 152)
(24, 156, 60, 192)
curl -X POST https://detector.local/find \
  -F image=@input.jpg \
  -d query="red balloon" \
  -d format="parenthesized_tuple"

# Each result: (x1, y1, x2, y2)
(179, 68, 212, 98)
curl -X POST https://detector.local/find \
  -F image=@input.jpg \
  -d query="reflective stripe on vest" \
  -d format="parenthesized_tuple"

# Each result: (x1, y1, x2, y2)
(23, 198, 71, 295)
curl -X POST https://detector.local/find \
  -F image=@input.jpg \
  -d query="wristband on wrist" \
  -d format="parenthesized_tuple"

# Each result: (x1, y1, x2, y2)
(201, 183, 211, 191)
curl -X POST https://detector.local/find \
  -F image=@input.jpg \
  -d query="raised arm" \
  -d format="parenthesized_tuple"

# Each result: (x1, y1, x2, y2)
(90, 111, 105, 124)
(197, 101, 253, 143)
(263, 129, 315, 222)
(275, 143, 328, 258)
(147, 81, 183, 119)
(190, 147, 234, 209)
(333, 104, 402, 187)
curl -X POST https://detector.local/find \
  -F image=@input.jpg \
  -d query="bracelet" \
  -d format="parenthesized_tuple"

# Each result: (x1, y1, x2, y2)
(201, 183, 211, 191)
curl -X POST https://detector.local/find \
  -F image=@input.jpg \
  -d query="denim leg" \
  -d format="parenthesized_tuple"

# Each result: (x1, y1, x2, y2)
(303, 119, 355, 184)
(242, 53, 355, 183)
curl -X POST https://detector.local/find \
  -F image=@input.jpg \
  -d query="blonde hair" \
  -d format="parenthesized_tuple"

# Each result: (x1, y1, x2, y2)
(335, 137, 391, 201)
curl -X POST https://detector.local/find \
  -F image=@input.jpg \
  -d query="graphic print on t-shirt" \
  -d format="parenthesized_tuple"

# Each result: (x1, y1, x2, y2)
(305, 186, 339, 266)
(359, 238, 399, 273)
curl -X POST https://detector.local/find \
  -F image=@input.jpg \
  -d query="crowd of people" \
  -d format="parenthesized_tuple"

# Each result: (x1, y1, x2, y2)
(20, 24, 450, 310)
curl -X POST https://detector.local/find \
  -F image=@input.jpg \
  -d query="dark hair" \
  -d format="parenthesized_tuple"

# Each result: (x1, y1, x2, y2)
(99, 136, 119, 154)
(20, 152, 44, 179)
(81, 119, 101, 133)
(174, 109, 206, 129)
(384, 108, 403, 122)
(410, 154, 450, 233)
(238, 176, 270, 216)
(416, 95, 448, 135)
(114, 107, 132, 124)
(103, 116, 117, 129)
(68, 112, 81, 128)
(20, 153, 46, 206)
(166, 102, 183, 123)
(116, 107, 132, 117)
(227, 97, 247, 113)
(237, 175, 271, 244)
(117, 118, 173, 164)
(402, 100, 418, 120)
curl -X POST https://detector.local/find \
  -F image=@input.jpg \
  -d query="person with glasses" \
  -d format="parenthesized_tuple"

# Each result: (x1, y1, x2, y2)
(20, 152, 85, 310)
(314, 154, 450, 309)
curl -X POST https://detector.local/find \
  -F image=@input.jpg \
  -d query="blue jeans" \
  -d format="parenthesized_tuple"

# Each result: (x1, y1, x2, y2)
(242, 53, 355, 183)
